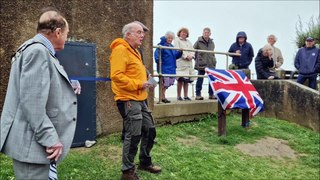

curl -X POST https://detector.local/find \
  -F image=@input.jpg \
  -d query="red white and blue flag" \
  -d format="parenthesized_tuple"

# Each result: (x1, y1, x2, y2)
(205, 68, 264, 117)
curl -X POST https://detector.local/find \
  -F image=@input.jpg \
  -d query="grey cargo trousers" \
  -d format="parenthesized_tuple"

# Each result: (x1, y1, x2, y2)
(116, 100, 156, 171)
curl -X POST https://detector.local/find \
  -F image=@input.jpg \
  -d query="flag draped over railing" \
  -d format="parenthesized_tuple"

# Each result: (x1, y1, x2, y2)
(205, 68, 264, 117)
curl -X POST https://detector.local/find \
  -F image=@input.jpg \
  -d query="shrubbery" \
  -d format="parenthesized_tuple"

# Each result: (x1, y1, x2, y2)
(295, 16, 320, 48)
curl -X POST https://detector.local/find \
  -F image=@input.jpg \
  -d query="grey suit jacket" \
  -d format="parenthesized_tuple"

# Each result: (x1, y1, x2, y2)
(0, 35, 77, 164)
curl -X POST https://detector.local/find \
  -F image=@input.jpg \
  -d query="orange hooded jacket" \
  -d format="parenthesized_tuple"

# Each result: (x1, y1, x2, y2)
(109, 38, 148, 101)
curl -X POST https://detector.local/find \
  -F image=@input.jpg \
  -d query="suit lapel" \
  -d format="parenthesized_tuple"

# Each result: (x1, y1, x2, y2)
(33, 35, 72, 84)
(51, 57, 72, 84)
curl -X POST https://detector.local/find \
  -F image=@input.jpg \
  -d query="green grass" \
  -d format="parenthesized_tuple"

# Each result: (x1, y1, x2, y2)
(1, 114, 319, 180)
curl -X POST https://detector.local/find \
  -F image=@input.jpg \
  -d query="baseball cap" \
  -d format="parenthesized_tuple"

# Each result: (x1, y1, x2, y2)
(306, 37, 314, 41)
(133, 21, 149, 32)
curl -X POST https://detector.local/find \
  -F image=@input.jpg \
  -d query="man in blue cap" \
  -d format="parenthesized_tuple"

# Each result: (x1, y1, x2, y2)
(294, 37, 320, 89)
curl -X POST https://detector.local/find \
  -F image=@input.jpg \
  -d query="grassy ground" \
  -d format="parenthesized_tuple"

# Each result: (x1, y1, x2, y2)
(0, 114, 319, 180)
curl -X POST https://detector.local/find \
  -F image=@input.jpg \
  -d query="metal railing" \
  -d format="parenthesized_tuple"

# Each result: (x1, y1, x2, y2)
(153, 45, 240, 103)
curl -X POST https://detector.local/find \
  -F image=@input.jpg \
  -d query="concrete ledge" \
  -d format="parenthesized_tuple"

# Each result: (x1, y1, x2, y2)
(153, 99, 218, 125)
(252, 80, 320, 131)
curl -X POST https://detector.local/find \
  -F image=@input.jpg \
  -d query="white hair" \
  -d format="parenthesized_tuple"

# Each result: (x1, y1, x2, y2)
(267, 34, 277, 41)
(165, 31, 175, 38)
(122, 22, 140, 39)
(262, 44, 273, 53)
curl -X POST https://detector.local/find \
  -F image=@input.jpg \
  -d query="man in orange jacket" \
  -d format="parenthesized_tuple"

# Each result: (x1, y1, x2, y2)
(109, 21, 161, 180)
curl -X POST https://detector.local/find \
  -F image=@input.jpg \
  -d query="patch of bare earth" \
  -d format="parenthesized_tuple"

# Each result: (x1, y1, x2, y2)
(176, 135, 210, 151)
(236, 137, 297, 159)
(176, 135, 199, 146)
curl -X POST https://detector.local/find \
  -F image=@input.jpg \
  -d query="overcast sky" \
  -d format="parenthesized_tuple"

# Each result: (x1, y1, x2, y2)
(153, 0, 320, 72)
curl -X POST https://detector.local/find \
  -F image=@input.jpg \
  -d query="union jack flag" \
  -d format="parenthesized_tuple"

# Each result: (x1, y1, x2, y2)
(205, 68, 264, 117)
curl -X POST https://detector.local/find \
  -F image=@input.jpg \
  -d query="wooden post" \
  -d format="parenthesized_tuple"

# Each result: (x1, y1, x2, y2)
(241, 109, 250, 128)
(218, 103, 226, 136)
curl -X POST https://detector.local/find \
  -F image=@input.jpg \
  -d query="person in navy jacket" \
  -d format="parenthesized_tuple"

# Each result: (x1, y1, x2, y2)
(294, 37, 320, 89)
(154, 31, 182, 103)
(228, 31, 254, 69)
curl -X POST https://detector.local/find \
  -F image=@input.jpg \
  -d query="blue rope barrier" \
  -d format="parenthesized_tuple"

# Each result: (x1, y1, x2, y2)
(70, 77, 111, 81)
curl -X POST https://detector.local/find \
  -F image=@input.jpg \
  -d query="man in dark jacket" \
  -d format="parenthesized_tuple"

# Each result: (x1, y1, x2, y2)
(194, 27, 216, 100)
(228, 31, 254, 69)
(294, 37, 320, 89)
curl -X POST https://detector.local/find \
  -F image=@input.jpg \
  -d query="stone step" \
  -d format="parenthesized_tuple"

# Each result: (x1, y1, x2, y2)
(153, 98, 218, 125)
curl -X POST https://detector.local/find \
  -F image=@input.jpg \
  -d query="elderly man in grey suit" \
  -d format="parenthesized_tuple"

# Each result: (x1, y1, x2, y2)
(0, 8, 79, 179)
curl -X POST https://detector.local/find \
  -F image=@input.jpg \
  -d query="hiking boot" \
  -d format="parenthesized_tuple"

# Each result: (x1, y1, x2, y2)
(121, 168, 140, 180)
(195, 96, 204, 100)
(209, 95, 216, 99)
(138, 164, 162, 174)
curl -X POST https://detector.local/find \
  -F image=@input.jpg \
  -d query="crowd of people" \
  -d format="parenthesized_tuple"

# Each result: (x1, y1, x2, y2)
(155, 28, 320, 102)
(1, 6, 319, 180)
(1, 9, 160, 180)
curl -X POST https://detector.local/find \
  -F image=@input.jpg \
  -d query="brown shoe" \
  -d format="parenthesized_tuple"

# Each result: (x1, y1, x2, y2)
(138, 164, 161, 174)
(121, 168, 141, 180)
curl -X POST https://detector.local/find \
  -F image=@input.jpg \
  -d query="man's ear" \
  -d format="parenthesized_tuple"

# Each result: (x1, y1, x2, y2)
(127, 32, 134, 38)
(55, 28, 62, 37)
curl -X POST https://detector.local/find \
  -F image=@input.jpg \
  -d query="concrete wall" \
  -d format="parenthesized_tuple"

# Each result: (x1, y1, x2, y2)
(0, 0, 154, 135)
(252, 80, 320, 131)
(153, 100, 218, 125)
(154, 80, 320, 132)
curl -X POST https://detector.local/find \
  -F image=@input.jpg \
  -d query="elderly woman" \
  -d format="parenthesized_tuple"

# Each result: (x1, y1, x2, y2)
(174, 27, 195, 101)
(267, 34, 284, 71)
(255, 44, 278, 79)
(154, 31, 182, 103)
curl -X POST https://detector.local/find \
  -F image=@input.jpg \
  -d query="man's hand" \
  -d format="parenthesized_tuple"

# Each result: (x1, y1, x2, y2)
(71, 80, 81, 95)
(142, 82, 151, 89)
(186, 55, 193, 61)
(46, 142, 63, 161)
